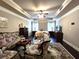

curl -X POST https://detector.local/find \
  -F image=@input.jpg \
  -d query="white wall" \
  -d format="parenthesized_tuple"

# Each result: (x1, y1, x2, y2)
(60, 7, 79, 51)
(0, 10, 27, 32)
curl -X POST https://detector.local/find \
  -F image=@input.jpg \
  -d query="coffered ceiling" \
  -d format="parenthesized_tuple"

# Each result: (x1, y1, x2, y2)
(13, 0, 63, 11)
(13, 0, 65, 19)
(1, 0, 78, 19)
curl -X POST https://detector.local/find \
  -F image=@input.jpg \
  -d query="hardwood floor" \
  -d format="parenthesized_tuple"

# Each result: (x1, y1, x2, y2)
(62, 41, 79, 59)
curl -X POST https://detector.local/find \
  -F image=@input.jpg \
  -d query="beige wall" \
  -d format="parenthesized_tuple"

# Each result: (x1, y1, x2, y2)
(0, 10, 27, 32)
(38, 18, 47, 31)
(60, 9, 79, 51)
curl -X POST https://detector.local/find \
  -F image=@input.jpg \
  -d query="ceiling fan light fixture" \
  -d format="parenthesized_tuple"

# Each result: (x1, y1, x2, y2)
(38, 14, 44, 18)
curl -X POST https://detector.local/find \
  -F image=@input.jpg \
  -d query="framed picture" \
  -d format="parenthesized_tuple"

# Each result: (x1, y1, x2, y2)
(0, 20, 8, 28)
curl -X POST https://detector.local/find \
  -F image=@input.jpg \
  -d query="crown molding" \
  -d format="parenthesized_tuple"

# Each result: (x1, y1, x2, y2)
(0, 6, 28, 20)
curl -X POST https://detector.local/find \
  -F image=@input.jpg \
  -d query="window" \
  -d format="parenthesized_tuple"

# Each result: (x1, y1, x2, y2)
(31, 21, 38, 31)
(48, 21, 56, 31)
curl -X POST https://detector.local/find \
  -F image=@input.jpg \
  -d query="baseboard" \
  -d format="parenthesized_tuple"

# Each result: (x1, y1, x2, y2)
(63, 39, 79, 52)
